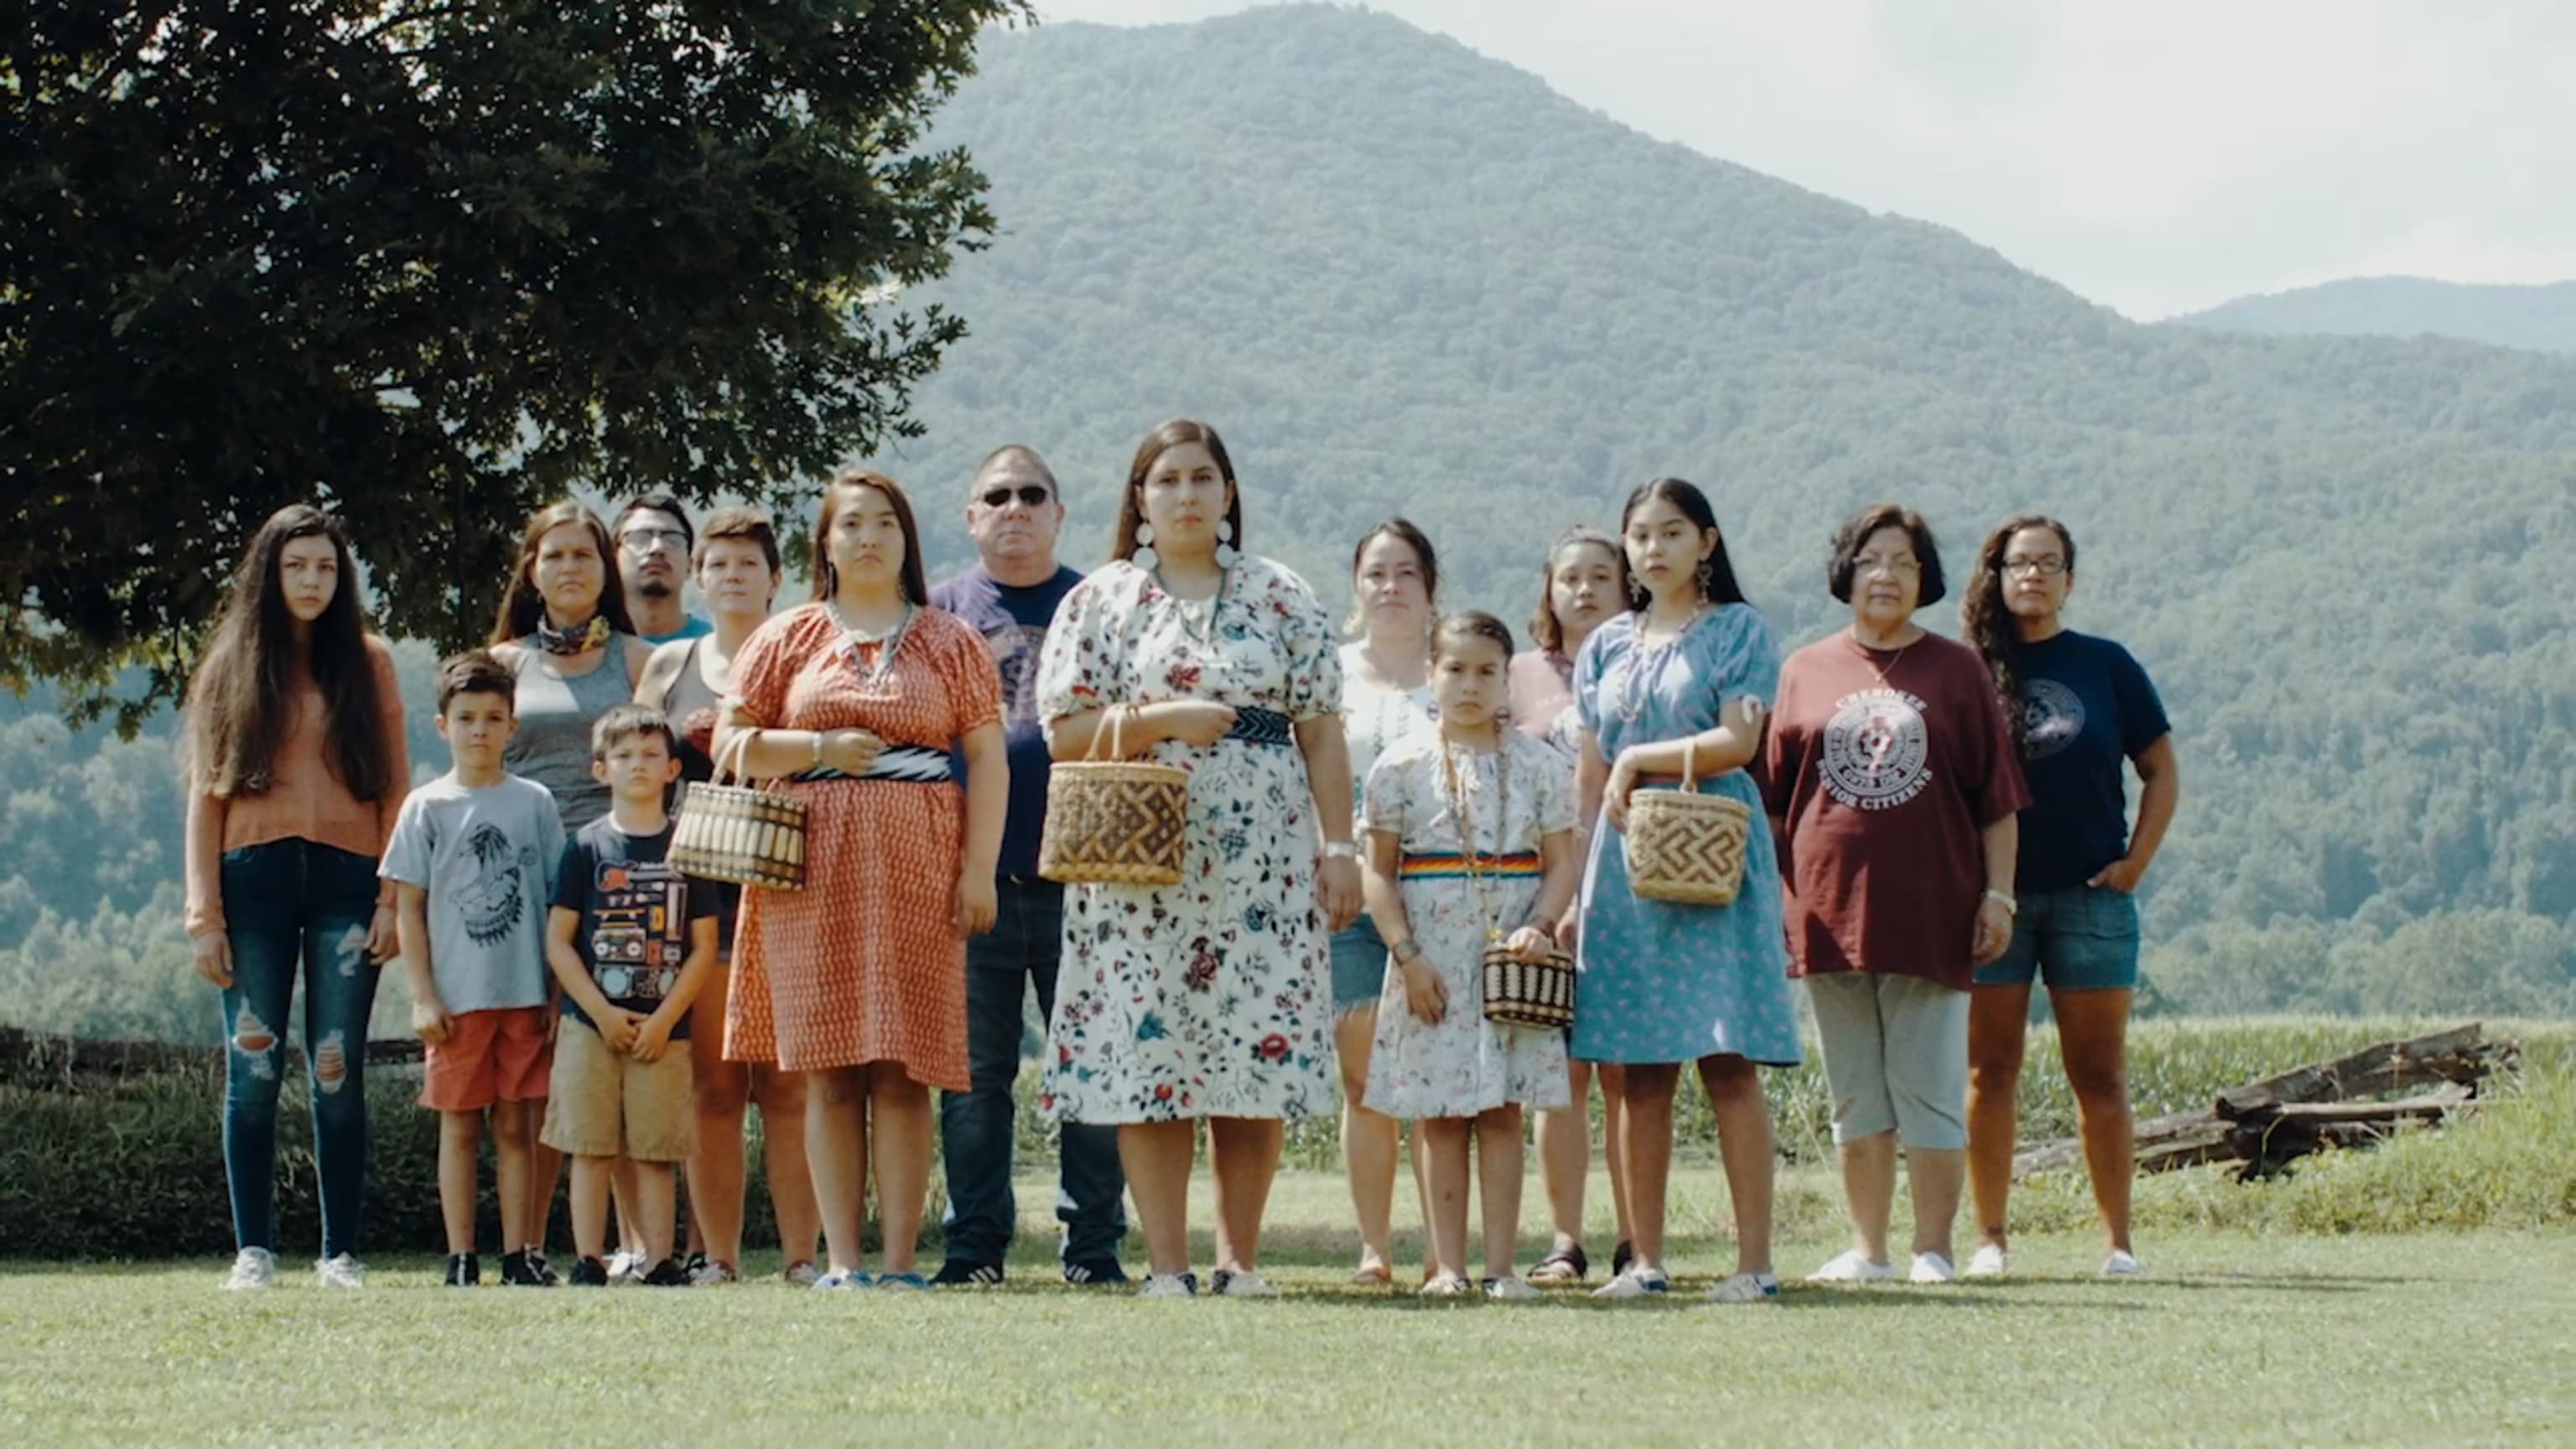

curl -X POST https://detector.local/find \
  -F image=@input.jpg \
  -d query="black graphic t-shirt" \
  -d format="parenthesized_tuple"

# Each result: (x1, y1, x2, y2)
(933, 564, 1083, 878)
(2012, 630, 2171, 894)
(551, 818, 716, 1037)
(379, 774, 566, 1013)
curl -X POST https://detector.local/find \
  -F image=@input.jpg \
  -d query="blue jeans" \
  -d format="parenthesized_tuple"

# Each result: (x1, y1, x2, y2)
(218, 839, 382, 1259)
(938, 877, 1126, 1265)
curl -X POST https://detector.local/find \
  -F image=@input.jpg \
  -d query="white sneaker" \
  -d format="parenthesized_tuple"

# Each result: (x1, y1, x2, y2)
(1704, 1271, 1781, 1304)
(224, 1247, 276, 1291)
(1590, 1267, 1671, 1299)
(1135, 1271, 1199, 1299)
(1420, 1274, 1475, 1299)
(1212, 1268, 1280, 1299)
(1483, 1275, 1540, 1301)
(606, 1249, 646, 1285)
(315, 1253, 366, 1289)
(690, 1259, 741, 1287)
(1805, 1250, 1896, 1284)
(783, 1260, 823, 1287)
(1909, 1252, 1955, 1285)
(2102, 1249, 2144, 1277)
(1965, 1244, 2009, 1279)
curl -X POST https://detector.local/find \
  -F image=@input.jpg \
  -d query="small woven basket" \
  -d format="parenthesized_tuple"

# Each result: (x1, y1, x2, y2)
(1624, 737, 1751, 906)
(1039, 705, 1191, 886)
(1482, 943, 1577, 1031)
(670, 732, 808, 891)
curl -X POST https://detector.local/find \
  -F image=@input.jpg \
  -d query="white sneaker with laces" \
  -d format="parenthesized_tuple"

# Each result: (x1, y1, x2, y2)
(1483, 1275, 1540, 1301)
(2102, 1249, 2144, 1277)
(315, 1253, 366, 1289)
(1704, 1271, 1781, 1304)
(1965, 1244, 2009, 1279)
(1909, 1252, 1955, 1285)
(1136, 1272, 1199, 1299)
(606, 1249, 645, 1285)
(1213, 1269, 1280, 1298)
(224, 1247, 276, 1291)
(1590, 1267, 1671, 1299)
(1420, 1274, 1475, 1299)
(1805, 1250, 1896, 1284)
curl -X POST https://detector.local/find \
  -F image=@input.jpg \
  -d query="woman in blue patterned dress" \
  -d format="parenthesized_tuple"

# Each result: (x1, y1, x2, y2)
(1561, 478, 1800, 1304)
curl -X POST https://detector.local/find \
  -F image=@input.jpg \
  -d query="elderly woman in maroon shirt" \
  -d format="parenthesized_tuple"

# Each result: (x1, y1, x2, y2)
(1764, 503, 2028, 1287)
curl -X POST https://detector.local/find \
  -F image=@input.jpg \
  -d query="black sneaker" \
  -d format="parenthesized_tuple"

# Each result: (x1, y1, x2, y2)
(683, 1251, 709, 1279)
(569, 1255, 610, 1287)
(500, 1249, 553, 1287)
(640, 1258, 692, 1288)
(1062, 1259, 1130, 1287)
(444, 1253, 480, 1287)
(930, 1259, 1005, 1287)
(1611, 1239, 1635, 1278)
(527, 1249, 562, 1287)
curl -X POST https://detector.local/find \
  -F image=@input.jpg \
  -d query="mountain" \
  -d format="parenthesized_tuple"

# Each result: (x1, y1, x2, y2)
(2171, 278, 2576, 355)
(7, 4, 2573, 1030)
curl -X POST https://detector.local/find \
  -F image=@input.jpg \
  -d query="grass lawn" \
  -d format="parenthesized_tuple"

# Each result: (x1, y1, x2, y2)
(6, 1169, 2570, 1448)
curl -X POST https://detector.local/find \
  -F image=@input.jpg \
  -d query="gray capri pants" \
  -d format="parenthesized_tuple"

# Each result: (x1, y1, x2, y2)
(1805, 972, 1971, 1150)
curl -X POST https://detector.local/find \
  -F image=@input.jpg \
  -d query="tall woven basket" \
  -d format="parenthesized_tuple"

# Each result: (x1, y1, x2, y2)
(1039, 705, 1190, 886)
(1624, 738, 1752, 906)
(669, 732, 808, 891)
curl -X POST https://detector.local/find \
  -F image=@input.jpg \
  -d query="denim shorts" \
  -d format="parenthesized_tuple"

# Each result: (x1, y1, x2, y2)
(1329, 915, 1390, 1015)
(1974, 885, 2141, 992)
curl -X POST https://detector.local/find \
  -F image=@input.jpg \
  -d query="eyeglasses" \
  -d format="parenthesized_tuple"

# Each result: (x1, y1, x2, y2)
(2003, 557, 2067, 577)
(979, 485, 1052, 508)
(618, 527, 688, 553)
(1855, 557, 1921, 578)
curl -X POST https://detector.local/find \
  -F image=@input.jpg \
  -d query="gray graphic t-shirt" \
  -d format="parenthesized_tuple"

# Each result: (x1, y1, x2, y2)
(379, 773, 566, 1013)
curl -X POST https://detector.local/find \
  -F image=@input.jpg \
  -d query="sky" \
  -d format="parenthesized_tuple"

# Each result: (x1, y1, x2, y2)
(1032, 0, 2572, 320)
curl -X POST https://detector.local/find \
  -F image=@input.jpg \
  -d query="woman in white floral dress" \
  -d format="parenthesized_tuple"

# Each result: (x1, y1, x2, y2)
(1036, 419, 1363, 1299)
(1362, 613, 1576, 1298)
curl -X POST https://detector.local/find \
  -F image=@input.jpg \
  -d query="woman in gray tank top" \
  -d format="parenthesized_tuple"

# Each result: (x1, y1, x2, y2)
(489, 502, 655, 832)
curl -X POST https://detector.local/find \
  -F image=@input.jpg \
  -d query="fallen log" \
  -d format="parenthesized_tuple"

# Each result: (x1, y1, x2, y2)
(2215, 1024, 2511, 1118)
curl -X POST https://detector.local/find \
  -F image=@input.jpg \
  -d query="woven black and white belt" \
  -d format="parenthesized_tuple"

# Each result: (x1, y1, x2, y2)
(1223, 706, 1295, 748)
(791, 744, 954, 784)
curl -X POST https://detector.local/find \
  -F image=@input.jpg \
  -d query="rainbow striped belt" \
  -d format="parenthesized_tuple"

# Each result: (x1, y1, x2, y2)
(1399, 851, 1541, 881)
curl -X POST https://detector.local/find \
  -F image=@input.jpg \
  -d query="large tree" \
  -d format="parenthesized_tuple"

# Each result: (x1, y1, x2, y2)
(2, 0, 1026, 729)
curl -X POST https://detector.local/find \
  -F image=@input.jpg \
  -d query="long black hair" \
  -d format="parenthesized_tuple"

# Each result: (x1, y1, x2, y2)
(1620, 477, 1746, 609)
(1964, 512, 2079, 753)
(186, 504, 394, 801)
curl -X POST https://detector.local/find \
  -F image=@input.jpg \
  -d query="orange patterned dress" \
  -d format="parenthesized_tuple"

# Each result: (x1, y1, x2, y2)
(723, 602, 1001, 1085)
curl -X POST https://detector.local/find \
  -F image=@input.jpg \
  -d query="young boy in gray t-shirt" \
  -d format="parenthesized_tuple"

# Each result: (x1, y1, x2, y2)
(381, 650, 565, 1288)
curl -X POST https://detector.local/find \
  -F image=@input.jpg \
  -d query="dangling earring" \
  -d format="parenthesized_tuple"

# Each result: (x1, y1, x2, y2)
(1626, 574, 1648, 607)
(1132, 522, 1157, 574)
(1696, 558, 1714, 598)
(1213, 517, 1238, 569)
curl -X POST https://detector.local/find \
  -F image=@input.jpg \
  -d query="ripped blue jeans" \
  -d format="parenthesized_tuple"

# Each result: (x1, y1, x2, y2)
(218, 839, 382, 1259)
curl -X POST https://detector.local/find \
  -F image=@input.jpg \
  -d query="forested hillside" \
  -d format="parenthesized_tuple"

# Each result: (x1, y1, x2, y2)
(2174, 278, 2576, 355)
(7, 5, 2572, 1037)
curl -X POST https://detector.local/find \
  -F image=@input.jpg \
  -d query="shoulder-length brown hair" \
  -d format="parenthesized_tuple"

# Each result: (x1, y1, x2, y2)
(1110, 418, 1244, 563)
(489, 501, 636, 644)
(1964, 512, 2079, 753)
(186, 504, 394, 801)
(1827, 503, 1947, 608)
(812, 469, 931, 605)
(1528, 525, 1625, 657)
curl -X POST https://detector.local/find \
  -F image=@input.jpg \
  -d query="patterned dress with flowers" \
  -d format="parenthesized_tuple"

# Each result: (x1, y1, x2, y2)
(1360, 731, 1574, 1119)
(1036, 556, 1343, 1124)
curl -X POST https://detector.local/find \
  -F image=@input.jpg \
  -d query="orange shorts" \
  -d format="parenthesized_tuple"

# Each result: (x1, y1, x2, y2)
(420, 1006, 553, 1113)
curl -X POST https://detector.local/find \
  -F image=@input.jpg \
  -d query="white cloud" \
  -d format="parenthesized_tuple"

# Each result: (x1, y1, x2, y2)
(1029, 0, 2576, 318)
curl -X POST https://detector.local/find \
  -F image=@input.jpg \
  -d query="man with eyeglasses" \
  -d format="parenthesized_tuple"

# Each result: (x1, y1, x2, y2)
(612, 494, 712, 645)
(927, 444, 1128, 1286)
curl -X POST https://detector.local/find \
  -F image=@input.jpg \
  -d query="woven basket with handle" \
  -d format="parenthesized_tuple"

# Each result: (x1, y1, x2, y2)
(1482, 944, 1577, 1030)
(1623, 736, 1751, 906)
(1039, 704, 1191, 886)
(669, 730, 808, 891)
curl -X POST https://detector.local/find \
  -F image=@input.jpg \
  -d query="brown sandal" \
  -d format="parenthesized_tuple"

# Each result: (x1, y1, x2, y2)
(1527, 1244, 1589, 1285)
(1349, 1261, 1394, 1286)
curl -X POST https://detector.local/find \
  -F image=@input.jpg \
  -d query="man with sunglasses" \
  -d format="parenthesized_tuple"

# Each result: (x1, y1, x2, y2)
(927, 444, 1128, 1286)
(612, 493, 713, 646)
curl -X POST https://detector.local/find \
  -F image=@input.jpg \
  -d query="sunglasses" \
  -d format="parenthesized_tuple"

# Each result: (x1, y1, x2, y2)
(979, 486, 1052, 508)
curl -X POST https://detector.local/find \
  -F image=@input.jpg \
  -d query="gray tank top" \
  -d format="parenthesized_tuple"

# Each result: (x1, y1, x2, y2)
(504, 638, 637, 831)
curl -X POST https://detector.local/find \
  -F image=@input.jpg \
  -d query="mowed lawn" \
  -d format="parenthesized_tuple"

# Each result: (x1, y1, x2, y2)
(6, 1171, 2571, 1449)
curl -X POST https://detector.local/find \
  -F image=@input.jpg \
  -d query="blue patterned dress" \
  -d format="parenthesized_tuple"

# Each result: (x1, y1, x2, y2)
(1571, 606, 1801, 1067)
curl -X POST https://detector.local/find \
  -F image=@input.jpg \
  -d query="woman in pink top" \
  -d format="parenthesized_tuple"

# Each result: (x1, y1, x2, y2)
(182, 504, 410, 1291)
(1506, 526, 1636, 1286)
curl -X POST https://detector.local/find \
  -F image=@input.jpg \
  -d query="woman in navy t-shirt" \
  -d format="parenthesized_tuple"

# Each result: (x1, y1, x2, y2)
(1960, 514, 2180, 1281)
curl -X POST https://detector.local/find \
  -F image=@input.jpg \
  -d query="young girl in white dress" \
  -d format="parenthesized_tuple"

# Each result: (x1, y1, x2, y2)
(1360, 612, 1578, 1299)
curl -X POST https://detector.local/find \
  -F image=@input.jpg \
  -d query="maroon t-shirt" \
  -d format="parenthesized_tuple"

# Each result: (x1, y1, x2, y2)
(1763, 630, 2029, 991)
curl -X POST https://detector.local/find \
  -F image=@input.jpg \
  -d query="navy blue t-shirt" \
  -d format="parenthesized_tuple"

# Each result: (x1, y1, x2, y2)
(932, 564, 1083, 879)
(551, 818, 717, 1039)
(2012, 630, 2171, 894)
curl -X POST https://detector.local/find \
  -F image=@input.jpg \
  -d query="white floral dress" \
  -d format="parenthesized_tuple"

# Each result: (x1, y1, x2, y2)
(1036, 557, 1343, 1124)
(1360, 731, 1574, 1119)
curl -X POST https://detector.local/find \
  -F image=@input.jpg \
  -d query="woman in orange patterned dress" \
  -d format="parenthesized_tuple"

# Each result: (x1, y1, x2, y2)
(714, 470, 1006, 1290)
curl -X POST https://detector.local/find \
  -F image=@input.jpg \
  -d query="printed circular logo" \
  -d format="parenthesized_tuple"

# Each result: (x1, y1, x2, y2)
(2021, 678, 2085, 761)
(1820, 688, 1934, 811)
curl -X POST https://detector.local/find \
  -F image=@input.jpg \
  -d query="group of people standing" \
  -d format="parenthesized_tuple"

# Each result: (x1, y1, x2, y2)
(180, 417, 2177, 1300)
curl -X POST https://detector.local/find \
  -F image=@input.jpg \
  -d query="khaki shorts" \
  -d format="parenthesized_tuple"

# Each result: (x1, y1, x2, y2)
(539, 1018, 697, 1162)
(1805, 972, 1970, 1150)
